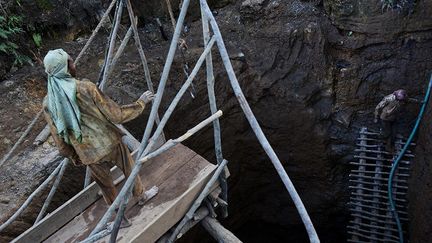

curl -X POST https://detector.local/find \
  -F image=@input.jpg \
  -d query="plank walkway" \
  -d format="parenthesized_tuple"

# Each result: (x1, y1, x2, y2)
(13, 144, 217, 243)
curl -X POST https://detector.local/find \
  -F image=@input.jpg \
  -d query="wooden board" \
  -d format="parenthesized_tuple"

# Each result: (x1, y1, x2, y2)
(12, 167, 123, 243)
(42, 144, 216, 243)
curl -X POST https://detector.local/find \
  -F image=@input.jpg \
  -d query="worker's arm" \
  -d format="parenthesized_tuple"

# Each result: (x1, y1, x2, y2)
(43, 107, 78, 160)
(90, 83, 153, 124)
(374, 95, 392, 121)
(408, 97, 423, 104)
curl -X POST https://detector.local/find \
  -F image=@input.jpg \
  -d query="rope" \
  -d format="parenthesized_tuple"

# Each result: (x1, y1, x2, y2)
(0, 109, 44, 168)
(388, 74, 432, 243)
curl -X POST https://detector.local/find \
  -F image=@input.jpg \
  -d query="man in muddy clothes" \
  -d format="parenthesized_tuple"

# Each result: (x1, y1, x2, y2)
(42, 49, 157, 227)
(374, 89, 409, 152)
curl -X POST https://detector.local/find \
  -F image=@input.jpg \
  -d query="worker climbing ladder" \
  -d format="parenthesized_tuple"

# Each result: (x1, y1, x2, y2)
(347, 127, 414, 242)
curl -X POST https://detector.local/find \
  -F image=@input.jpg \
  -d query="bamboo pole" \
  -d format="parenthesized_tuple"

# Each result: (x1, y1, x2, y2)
(201, 4, 228, 218)
(0, 109, 43, 168)
(100, 0, 124, 91)
(142, 36, 216, 156)
(124, 0, 165, 140)
(137, 0, 191, 157)
(35, 158, 69, 223)
(86, 110, 222, 240)
(167, 159, 228, 243)
(0, 157, 64, 232)
(200, 1, 319, 242)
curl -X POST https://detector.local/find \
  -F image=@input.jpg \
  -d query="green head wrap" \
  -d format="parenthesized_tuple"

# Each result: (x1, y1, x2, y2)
(44, 49, 82, 144)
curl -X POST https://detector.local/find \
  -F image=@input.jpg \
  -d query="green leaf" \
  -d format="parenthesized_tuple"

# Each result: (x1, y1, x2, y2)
(32, 33, 42, 47)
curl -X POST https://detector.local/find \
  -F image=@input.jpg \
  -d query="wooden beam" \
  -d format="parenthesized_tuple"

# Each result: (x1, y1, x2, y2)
(201, 216, 242, 243)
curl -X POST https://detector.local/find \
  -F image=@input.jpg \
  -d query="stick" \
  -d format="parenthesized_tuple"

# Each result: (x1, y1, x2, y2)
(0, 157, 64, 232)
(124, 0, 164, 139)
(200, 1, 319, 242)
(100, 0, 124, 91)
(201, 5, 228, 218)
(167, 159, 228, 242)
(0, 109, 43, 168)
(74, 0, 117, 65)
(35, 158, 69, 223)
(141, 36, 216, 156)
(84, 166, 92, 188)
(137, 0, 191, 157)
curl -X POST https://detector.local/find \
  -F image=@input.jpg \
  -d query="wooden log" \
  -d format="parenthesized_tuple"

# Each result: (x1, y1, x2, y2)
(33, 125, 51, 145)
(201, 216, 242, 243)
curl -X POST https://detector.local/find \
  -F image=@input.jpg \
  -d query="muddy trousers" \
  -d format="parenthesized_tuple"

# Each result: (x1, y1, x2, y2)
(88, 142, 144, 205)
(381, 120, 396, 150)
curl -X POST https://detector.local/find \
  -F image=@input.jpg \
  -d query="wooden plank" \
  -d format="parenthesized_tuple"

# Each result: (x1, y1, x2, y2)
(43, 145, 211, 243)
(12, 167, 123, 243)
(14, 144, 196, 243)
(124, 156, 216, 243)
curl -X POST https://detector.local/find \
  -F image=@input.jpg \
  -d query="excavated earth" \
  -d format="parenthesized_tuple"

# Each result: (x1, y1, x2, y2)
(1, 0, 432, 242)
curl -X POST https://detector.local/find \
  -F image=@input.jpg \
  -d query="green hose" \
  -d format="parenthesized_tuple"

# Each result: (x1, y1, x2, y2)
(388, 74, 432, 243)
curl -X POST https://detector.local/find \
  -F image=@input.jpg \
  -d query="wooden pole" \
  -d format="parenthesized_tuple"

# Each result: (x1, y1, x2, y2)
(0, 109, 43, 168)
(201, 2, 228, 218)
(167, 159, 228, 243)
(201, 216, 242, 243)
(35, 158, 70, 223)
(200, 1, 319, 242)
(100, 0, 124, 91)
(136, 0, 191, 157)
(0, 157, 64, 232)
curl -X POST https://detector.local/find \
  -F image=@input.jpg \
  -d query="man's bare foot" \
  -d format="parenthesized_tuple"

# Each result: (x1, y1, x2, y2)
(138, 186, 159, 206)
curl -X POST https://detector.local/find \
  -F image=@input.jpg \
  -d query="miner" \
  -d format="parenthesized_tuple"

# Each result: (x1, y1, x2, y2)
(42, 49, 157, 227)
(374, 89, 409, 152)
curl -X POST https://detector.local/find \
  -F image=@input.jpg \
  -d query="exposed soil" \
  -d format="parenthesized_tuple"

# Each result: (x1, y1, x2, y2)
(1, 0, 432, 242)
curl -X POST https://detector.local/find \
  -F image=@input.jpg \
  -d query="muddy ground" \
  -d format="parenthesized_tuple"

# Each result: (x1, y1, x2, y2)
(1, 0, 432, 242)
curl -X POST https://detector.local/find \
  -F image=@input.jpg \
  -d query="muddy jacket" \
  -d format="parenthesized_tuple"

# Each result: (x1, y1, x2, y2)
(43, 79, 145, 165)
(374, 94, 403, 122)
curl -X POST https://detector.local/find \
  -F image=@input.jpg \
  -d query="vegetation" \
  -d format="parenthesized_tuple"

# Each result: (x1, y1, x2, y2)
(0, 14, 32, 66)
(0, 0, 43, 68)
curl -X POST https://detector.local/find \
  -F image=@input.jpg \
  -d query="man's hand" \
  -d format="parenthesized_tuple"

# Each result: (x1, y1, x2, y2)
(139, 91, 155, 104)
(374, 118, 378, 124)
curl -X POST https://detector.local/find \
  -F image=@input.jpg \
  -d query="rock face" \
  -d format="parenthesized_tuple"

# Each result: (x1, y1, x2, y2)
(1, 0, 432, 242)
(409, 95, 432, 243)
